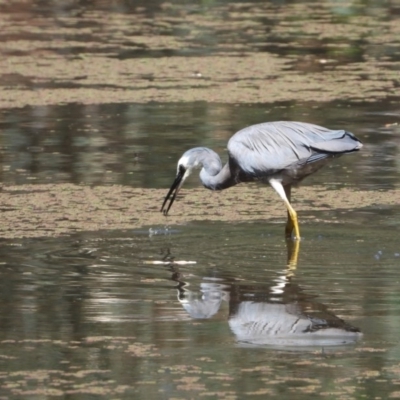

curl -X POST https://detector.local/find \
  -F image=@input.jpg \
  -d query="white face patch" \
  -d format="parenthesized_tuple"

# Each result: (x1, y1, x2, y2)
(177, 153, 200, 179)
(177, 154, 191, 173)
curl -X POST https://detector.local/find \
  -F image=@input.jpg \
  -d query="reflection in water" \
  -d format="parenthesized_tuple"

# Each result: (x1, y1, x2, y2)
(177, 279, 229, 320)
(228, 290, 361, 348)
(1, 223, 400, 398)
(169, 240, 361, 348)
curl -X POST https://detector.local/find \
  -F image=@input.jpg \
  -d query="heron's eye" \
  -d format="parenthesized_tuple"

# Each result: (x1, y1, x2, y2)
(178, 165, 186, 175)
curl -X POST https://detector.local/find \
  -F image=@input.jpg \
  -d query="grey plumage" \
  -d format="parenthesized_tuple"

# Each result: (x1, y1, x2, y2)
(161, 121, 363, 238)
(229, 121, 360, 176)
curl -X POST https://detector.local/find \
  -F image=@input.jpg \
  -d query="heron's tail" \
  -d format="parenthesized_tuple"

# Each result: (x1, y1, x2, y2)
(310, 130, 363, 154)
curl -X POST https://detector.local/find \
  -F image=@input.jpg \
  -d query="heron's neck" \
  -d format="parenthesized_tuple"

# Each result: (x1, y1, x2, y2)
(200, 162, 236, 191)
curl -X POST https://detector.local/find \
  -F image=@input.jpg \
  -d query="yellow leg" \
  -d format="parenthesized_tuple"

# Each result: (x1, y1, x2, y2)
(268, 179, 301, 240)
(285, 215, 294, 239)
(285, 201, 300, 240)
(284, 185, 295, 239)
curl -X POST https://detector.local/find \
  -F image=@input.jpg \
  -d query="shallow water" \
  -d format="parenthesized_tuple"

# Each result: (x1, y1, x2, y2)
(1, 80, 400, 400)
(1, 215, 400, 398)
(0, 99, 399, 190)
(1, 0, 400, 398)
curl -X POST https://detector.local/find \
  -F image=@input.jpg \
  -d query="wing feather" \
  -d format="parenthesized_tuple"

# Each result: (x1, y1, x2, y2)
(227, 121, 362, 176)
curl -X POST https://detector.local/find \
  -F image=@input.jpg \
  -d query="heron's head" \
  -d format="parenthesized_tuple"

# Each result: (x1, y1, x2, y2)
(161, 149, 202, 216)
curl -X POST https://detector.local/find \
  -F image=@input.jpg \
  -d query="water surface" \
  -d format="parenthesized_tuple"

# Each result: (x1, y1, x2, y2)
(0, 216, 400, 398)
(1, 99, 399, 190)
(1, 0, 400, 398)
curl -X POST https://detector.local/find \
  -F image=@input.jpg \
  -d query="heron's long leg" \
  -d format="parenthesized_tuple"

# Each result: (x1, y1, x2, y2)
(268, 178, 300, 240)
(284, 185, 294, 238)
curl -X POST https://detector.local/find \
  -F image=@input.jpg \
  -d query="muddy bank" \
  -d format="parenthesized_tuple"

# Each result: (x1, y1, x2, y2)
(0, 183, 395, 238)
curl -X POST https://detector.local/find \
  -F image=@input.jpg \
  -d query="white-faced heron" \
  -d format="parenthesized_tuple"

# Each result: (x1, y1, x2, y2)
(161, 121, 363, 239)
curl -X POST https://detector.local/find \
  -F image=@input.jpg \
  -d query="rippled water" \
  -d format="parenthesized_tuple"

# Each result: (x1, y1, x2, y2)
(1, 0, 400, 398)
(1, 212, 400, 397)
(1, 87, 400, 400)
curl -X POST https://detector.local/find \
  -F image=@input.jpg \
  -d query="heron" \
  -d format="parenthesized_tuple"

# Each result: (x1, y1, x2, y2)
(161, 121, 363, 239)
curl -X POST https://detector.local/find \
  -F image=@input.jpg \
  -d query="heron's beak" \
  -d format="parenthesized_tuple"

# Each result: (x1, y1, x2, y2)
(161, 168, 186, 216)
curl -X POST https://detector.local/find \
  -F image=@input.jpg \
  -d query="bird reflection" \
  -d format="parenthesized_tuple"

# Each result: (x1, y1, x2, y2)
(176, 279, 229, 320)
(163, 241, 361, 348)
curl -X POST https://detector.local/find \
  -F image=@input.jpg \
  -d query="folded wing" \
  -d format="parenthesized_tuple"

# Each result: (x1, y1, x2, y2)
(228, 121, 362, 176)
